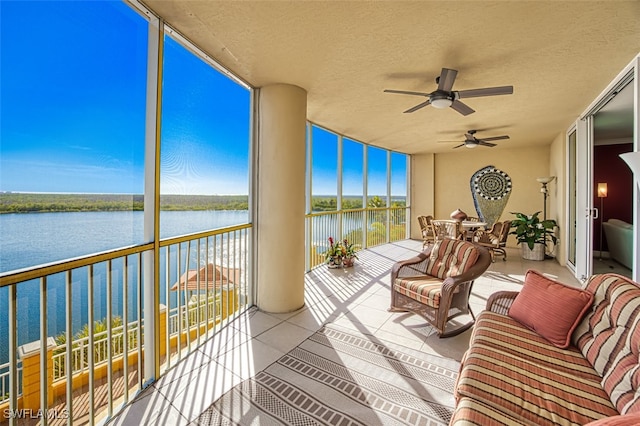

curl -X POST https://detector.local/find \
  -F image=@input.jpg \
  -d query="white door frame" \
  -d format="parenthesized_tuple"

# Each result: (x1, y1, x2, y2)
(565, 125, 577, 275)
(574, 55, 638, 281)
(573, 118, 592, 282)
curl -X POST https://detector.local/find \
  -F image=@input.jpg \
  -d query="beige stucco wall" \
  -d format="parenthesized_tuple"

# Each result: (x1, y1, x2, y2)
(412, 145, 553, 248)
(409, 153, 435, 240)
(549, 131, 567, 265)
(256, 84, 307, 313)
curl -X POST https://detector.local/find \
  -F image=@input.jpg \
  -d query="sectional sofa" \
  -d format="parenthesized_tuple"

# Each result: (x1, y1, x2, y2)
(451, 271, 640, 425)
(603, 219, 633, 269)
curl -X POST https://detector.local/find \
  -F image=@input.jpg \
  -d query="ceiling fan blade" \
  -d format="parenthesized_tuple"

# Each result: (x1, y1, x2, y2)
(384, 89, 430, 97)
(479, 135, 510, 142)
(437, 68, 458, 92)
(452, 143, 466, 149)
(403, 99, 431, 113)
(437, 125, 510, 135)
(478, 141, 497, 147)
(450, 100, 475, 116)
(457, 86, 514, 99)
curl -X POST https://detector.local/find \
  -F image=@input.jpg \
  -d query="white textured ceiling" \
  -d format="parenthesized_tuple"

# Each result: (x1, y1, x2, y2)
(141, 0, 640, 154)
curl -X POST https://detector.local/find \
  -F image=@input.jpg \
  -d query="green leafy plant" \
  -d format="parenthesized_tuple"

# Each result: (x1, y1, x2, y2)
(341, 238, 359, 259)
(324, 237, 360, 262)
(509, 211, 557, 250)
(324, 237, 344, 263)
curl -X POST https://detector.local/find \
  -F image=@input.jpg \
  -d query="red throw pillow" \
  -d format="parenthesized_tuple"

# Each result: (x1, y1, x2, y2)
(508, 270, 594, 348)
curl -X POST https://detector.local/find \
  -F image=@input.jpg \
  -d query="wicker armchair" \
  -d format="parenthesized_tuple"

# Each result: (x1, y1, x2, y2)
(417, 215, 436, 248)
(389, 238, 492, 337)
(432, 219, 465, 241)
(473, 220, 512, 262)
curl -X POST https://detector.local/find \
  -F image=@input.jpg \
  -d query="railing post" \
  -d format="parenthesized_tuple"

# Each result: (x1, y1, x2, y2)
(362, 209, 368, 249)
(18, 338, 56, 410)
(159, 304, 167, 358)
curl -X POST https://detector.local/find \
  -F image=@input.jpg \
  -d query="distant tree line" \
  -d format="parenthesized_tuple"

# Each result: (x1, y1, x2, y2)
(0, 193, 405, 214)
(311, 195, 406, 212)
(0, 193, 248, 213)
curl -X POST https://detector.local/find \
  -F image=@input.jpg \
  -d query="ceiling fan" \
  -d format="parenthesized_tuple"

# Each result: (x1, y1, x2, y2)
(384, 68, 513, 116)
(445, 130, 510, 149)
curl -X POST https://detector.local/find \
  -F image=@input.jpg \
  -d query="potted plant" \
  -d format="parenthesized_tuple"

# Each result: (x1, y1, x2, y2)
(341, 239, 359, 267)
(509, 211, 557, 260)
(324, 237, 344, 268)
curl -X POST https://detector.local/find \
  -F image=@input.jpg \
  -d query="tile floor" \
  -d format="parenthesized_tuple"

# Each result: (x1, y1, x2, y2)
(592, 255, 632, 278)
(106, 239, 579, 426)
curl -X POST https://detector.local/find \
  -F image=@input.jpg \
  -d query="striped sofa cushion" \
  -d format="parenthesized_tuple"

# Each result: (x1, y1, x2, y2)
(456, 310, 619, 425)
(469, 311, 598, 379)
(456, 341, 618, 425)
(574, 274, 640, 414)
(424, 238, 479, 280)
(393, 275, 443, 308)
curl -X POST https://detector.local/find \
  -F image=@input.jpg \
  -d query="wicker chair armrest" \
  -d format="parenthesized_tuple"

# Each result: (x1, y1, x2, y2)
(390, 247, 433, 283)
(486, 291, 520, 315)
(441, 245, 492, 295)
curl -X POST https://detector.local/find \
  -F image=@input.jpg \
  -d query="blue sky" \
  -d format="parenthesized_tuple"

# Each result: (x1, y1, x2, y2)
(1, 1, 403, 197)
(312, 127, 407, 197)
(1, 1, 250, 195)
(2, 1, 147, 193)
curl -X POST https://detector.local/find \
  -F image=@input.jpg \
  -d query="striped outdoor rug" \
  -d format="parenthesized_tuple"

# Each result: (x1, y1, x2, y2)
(193, 325, 459, 425)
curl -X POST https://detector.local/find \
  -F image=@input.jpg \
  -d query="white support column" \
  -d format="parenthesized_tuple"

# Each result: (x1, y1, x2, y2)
(362, 147, 368, 248)
(305, 123, 313, 272)
(143, 15, 162, 383)
(256, 84, 307, 313)
(337, 135, 343, 237)
(386, 151, 392, 242)
(406, 154, 412, 239)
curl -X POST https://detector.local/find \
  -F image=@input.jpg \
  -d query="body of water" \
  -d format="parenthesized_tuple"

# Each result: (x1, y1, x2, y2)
(0, 210, 249, 365)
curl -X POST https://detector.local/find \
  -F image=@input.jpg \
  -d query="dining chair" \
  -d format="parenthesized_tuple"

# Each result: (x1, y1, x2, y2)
(473, 220, 512, 261)
(432, 219, 465, 241)
(417, 215, 436, 248)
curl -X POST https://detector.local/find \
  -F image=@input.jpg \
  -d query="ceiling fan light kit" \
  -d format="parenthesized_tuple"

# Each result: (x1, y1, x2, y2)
(430, 93, 452, 109)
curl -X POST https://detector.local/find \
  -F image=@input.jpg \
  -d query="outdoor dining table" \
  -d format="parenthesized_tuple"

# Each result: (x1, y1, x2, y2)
(461, 221, 487, 230)
(461, 220, 487, 241)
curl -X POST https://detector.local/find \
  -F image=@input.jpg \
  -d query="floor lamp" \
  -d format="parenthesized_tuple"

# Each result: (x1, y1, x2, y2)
(537, 176, 555, 257)
(597, 183, 608, 260)
(618, 152, 640, 276)
(536, 176, 555, 220)
(621, 152, 640, 189)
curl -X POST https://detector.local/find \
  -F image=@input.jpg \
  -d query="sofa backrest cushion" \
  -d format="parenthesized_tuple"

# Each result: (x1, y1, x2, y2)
(574, 274, 640, 414)
(608, 219, 633, 229)
(425, 238, 479, 280)
(508, 269, 593, 348)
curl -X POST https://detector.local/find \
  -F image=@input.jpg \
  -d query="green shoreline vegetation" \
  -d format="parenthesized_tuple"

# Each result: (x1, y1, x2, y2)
(0, 193, 406, 214)
(0, 193, 248, 213)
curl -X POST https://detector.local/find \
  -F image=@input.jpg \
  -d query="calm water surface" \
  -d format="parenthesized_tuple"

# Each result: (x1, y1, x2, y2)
(0, 210, 249, 365)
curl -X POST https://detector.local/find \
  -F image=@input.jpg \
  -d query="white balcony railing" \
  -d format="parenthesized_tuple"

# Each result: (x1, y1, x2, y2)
(0, 223, 252, 426)
(305, 206, 408, 269)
